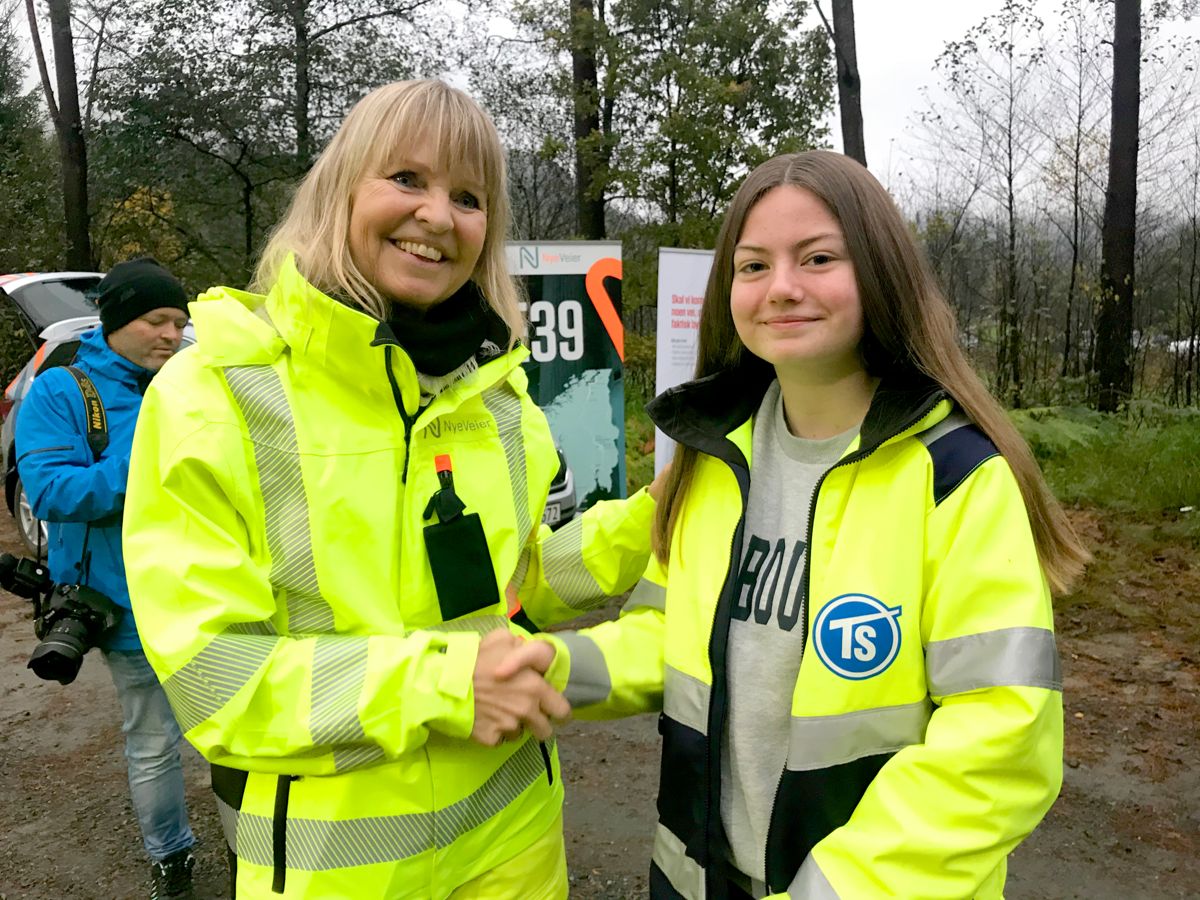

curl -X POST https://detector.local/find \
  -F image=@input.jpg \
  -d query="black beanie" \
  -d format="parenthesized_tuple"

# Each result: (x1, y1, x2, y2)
(96, 257, 189, 335)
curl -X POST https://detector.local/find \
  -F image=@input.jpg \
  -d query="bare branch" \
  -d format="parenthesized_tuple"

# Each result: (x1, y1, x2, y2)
(309, 1, 435, 43)
(82, 2, 115, 133)
(25, 0, 59, 125)
(812, 1, 836, 44)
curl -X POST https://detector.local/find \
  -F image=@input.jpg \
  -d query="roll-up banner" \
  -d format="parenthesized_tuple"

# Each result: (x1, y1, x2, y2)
(655, 248, 714, 474)
(507, 241, 626, 508)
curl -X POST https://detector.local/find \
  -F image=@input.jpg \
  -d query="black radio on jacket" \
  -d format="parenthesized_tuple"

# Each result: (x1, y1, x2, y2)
(422, 454, 500, 621)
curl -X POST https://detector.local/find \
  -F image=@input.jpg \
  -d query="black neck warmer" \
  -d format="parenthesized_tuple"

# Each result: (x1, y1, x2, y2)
(379, 281, 511, 376)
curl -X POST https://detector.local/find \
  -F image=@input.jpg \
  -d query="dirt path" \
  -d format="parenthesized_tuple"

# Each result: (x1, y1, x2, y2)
(0, 509, 1196, 899)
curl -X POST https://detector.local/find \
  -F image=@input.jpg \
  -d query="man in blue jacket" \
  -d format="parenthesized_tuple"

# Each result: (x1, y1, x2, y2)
(16, 258, 197, 900)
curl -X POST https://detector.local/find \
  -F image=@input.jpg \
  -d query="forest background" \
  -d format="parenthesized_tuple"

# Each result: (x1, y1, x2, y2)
(0, 4, 1198, 896)
(0, 0, 1198, 526)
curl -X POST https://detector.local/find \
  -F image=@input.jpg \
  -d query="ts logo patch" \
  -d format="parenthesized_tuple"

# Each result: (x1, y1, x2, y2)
(813, 594, 902, 680)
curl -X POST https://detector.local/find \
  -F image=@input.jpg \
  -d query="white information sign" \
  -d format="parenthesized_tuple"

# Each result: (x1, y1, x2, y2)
(654, 248, 714, 474)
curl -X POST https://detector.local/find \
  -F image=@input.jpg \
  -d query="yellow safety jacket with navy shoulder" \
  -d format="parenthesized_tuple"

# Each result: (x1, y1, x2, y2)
(122, 256, 654, 899)
(544, 363, 1064, 900)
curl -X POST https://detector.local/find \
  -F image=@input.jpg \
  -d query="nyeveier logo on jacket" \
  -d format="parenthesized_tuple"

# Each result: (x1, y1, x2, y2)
(814, 593, 903, 679)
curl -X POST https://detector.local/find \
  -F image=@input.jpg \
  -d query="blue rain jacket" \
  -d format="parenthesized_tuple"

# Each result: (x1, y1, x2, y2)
(15, 327, 154, 650)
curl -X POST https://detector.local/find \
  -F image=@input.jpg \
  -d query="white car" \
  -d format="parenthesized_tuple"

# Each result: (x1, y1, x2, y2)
(542, 446, 577, 530)
(1, 272, 104, 554)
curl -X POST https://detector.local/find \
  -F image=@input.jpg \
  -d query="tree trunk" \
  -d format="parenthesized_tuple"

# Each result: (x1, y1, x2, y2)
(288, 0, 312, 170)
(571, 0, 605, 239)
(241, 173, 254, 285)
(831, 0, 866, 167)
(44, 0, 92, 269)
(1062, 89, 1084, 378)
(1006, 170, 1022, 407)
(1172, 282, 1182, 406)
(1094, 0, 1140, 412)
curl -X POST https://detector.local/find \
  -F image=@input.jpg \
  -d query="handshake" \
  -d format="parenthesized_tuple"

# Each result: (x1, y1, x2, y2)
(470, 629, 570, 747)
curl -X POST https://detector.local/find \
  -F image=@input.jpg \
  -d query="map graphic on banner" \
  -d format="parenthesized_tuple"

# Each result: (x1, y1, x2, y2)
(655, 248, 714, 474)
(507, 241, 626, 506)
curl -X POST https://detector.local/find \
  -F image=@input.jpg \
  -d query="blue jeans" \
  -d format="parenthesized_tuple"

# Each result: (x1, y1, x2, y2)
(103, 648, 195, 862)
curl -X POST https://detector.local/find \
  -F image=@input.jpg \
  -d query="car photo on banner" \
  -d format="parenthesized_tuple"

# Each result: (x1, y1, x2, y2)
(542, 446, 577, 529)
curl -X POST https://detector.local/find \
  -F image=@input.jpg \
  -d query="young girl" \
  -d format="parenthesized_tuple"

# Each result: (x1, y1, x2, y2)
(121, 80, 655, 899)
(540, 151, 1086, 899)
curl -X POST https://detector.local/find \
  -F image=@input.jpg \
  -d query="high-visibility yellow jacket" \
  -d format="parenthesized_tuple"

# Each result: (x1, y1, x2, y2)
(545, 365, 1064, 900)
(123, 257, 654, 899)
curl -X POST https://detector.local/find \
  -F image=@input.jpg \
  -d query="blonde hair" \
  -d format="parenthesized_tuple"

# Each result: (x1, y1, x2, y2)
(253, 79, 525, 341)
(654, 151, 1089, 594)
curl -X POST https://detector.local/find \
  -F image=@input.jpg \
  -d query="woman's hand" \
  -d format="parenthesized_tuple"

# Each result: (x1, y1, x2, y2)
(471, 629, 570, 746)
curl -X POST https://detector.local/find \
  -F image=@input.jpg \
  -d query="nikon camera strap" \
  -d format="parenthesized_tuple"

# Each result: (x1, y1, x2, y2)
(62, 366, 109, 462)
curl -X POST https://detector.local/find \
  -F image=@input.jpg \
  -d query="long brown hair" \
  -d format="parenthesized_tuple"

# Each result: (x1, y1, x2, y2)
(253, 79, 525, 342)
(653, 151, 1088, 594)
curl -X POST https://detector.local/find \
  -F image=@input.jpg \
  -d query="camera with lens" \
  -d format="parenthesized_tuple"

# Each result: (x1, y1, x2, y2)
(0, 552, 122, 685)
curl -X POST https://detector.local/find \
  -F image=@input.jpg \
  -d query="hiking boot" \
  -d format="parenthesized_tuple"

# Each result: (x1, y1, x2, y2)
(150, 848, 196, 900)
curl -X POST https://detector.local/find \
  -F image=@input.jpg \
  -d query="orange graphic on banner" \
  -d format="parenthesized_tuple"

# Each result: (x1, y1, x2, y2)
(585, 257, 624, 362)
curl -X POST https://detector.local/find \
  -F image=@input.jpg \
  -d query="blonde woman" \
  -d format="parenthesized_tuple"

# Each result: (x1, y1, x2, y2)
(122, 80, 654, 899)
(535, 151, 1087, 899)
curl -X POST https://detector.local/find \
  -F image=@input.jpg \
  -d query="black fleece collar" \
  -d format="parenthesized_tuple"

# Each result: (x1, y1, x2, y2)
(371, 281, 511, 375)
(647, 359, 946, 469)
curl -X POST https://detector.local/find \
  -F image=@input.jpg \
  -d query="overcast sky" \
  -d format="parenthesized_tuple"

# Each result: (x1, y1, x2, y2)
(803, 0, 1200, 185)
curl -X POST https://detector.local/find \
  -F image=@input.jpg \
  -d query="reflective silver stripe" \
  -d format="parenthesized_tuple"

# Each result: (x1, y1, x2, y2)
(235, 800, 276, 868)
(916, 411, 970, 447)
(229, 736, 552, 870)
(482, 386, 531, 547)
(651, 822, 706, 900)
(424, 615, 508, 635)
(786, 698, 932, 771)
(508, 544, 531, 600)
(225, 365, 335, 634)
(622, 577, 666, 614)
(311, 636, 385, 772)
(927, 626, 1062, 696)
(433, 735, 555, 848)
(663, 665, 710, 737)
(790, 854, 840, 899)
(557, 632, 611, 707)
(224, 366, 381, 769)
(541, 516, 605, 610)
(162, 621, 280, 734)
(215, 796, 238, 853)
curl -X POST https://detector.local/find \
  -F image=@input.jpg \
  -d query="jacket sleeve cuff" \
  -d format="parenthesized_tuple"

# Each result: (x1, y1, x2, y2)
(429, 632, 480, 738)
(536, 634, 570, 693)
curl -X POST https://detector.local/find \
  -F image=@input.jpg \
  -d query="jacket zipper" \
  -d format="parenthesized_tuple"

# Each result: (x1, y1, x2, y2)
(383, 345, 416, 483)
(759, 396, 944, 891)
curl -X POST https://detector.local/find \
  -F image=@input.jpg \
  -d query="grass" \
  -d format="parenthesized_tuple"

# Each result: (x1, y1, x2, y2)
(1012, 404, 1200, 546)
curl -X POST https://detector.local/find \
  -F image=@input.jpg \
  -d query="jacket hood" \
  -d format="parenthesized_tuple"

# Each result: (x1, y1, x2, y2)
(189, 254, 404, 394)
(188, 256, 521, 394)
